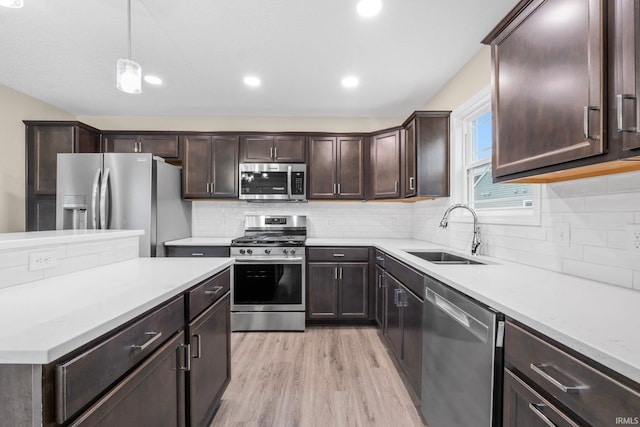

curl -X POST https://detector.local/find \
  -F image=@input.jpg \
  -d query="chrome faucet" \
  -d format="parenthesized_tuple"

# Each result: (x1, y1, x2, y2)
(439, 203, 482, 255)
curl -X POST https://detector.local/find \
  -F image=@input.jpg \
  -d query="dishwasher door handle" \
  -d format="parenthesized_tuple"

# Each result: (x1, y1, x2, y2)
(426, 288, 489, 343)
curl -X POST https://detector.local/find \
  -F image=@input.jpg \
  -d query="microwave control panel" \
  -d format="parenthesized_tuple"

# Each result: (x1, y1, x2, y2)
(291, 172, 305, 195)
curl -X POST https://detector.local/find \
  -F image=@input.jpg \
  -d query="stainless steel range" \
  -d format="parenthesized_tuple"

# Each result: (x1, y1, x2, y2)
(230, 215, 306, 332)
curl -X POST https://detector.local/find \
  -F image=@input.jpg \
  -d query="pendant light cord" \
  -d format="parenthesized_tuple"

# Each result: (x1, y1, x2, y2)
(127, 0, 132, 59)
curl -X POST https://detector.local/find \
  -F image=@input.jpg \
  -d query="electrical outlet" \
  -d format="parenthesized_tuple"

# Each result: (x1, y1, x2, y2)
(28, 250, 58, 271)
(552, 222, 571, 246)
(628, 225, 640, 252)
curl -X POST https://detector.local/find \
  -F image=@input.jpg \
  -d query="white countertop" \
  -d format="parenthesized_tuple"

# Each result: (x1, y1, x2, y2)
(0, 229, 144, 250)
(0, 257, 232, 364)
(158, 236, 640, 384)
(165, 237, 232, 246)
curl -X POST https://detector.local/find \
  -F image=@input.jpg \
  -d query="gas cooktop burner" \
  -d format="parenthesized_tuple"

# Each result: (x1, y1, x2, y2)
(231, 235, 306, 247)
(231, 215, 307, 247)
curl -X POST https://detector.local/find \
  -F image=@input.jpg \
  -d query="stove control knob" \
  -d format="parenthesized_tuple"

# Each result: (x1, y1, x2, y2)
(239, 249, 246, 255)
(282, 249, 289, 255)
(290, 249, 296, 255)
(264, 249, 271, 254)
(247, 249, 253, 255)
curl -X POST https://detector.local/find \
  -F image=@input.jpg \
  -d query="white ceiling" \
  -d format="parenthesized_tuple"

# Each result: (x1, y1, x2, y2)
(0, 0, 518, 118)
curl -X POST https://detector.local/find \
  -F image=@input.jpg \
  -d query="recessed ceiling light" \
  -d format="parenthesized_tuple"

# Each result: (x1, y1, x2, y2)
(144, 75, 163, 85)
(357, 0, 382, 18)
(342, 76, 360, 88)
(0, 0, 24, 8)
(244, 76, 261, 87)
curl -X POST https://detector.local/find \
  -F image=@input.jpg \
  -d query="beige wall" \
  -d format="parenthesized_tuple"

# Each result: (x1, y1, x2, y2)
(0, 85, 74, 233)
(422, 45, 491, 111)
(76, 116, 401, 133)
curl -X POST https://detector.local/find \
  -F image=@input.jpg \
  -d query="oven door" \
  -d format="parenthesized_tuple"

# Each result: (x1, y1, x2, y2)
(232, 257, 305, 312)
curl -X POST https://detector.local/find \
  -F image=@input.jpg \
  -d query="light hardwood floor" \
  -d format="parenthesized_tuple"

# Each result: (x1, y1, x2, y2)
(210, 327, 426, 427)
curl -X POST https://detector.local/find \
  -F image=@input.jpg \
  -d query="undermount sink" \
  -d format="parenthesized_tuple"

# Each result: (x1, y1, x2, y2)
(407, 251, 485, 265)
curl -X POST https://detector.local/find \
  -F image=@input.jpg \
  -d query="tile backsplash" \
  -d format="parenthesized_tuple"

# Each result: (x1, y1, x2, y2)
(0, 237, 139, 289)
(192, 170, 640, 291)
(413, 170, 640, 291)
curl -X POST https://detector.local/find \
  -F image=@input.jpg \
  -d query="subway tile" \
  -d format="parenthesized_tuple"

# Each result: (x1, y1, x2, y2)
(542, 196, 585, 213)
(528, 240, 583, 261)
(583, 193, 640, 212)
(634, 271, 640, 291)
(583, 246, 640, 270)
(571, 228, 607, 247)
(0, 249, 30, 269)
(563, 260, 633, 289)
(66, 240, 114, 258)
(607, 230, 628, 250)
(0, 265, 44, 289)
(516, 250, 563, 272)
(547, 175, 608, 197)
(607, 170, 640, 193)
(43, 254, 101, 279)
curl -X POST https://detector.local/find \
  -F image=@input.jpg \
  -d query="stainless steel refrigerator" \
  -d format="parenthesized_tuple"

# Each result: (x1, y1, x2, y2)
(56, 153, 191, 257)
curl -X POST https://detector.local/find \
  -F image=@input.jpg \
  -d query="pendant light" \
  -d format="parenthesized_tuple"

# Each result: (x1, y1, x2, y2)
(0, 0, 24, 7)
(116, 0, 142, 94)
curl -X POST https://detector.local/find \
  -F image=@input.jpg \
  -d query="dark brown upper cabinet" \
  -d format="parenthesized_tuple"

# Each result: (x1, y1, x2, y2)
(182, 135, 238, 199)
(102, 132, 180, 159)
(617, 0, 640, 155)
(308, 136, 365, 199)
(24, 121, 100, 231)
(403, 111, 450, 197)
(240, 135, 306, 163)
(481, 0, 640, 183)
(369, 129, 401, 199)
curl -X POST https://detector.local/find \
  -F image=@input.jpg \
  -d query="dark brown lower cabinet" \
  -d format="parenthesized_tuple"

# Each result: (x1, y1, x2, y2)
(307, 262, 368, 320)
(503, 369, 580, 427)
(187, 294, 231, 427)
(382, 262, 424, 398)
(70, 331, 186, 427)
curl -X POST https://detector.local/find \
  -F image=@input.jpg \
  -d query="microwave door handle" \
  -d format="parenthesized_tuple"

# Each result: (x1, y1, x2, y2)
(287, 165, 292, 199)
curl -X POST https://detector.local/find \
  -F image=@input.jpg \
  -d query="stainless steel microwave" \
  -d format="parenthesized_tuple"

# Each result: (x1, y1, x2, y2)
(239, 163, 306, 201)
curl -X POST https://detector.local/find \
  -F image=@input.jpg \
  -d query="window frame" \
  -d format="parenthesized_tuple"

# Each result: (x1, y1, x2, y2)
(450, 85, 541, 226)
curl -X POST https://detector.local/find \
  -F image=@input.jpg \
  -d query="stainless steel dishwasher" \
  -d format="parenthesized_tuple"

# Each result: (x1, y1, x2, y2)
(421, 275, 504, 427)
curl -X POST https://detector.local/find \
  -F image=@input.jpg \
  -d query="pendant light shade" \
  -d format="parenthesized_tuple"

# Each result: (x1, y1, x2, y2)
(116, 0, 141, 94)
(0, 0, 24, 7)
(116, 58, 142, 94)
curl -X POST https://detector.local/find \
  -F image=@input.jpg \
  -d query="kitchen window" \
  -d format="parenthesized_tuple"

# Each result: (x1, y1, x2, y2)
(451, 86, 540, 225)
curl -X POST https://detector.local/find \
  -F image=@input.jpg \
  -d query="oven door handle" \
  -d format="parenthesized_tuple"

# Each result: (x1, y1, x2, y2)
(235, 257, 305, 263)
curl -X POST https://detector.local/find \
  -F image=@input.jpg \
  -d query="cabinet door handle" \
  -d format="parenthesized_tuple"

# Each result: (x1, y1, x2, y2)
(527, 404, 557, 427)
(529, 363, 586, 394)
(206, 182, 210, 193)
(339, 267, 343, 279)
(133, 141, 138, 153)
(394, 181, 398, 194)
(334, 267, 338, 280)
(380, 274, 386, 288)
(205, 286, 224, 295)
(409, 177, 415, 190)
(192, 334, 201, 359)
(394, 288, 400, 306)
(337, 183, 341, 195)
(178, 344, 191, 371)
(130, 331, 162, 351)
(583, 106, 599, 140)
(270, 146, 274, 159)
(617, 94, 637, 132)
(274, 147, 278, 159)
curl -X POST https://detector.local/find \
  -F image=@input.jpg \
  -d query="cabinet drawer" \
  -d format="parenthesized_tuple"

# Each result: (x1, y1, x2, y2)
(375, 249, 385, 267)
(307, 247, 369, 262)
(166, 246, 230, 258)
(56, 296, 185, 424)
(385, 256, 424, 300)
(505, 322, 640, 426)
(504, 368, 580, 427)
(187, 269, 231, 320)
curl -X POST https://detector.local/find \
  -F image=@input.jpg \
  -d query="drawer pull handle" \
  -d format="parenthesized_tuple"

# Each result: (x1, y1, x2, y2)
(530, 363, 586, 394)
(191, 252, 205, 256)
(192, 334, 202, 359)
(130, 331, 162, 351)
(178, 344, 191, 371)
(376, 256, 384, 262)
(205, 286, 224, 295)
(333, 253, 345, 257)
(528, 403, 557, 427)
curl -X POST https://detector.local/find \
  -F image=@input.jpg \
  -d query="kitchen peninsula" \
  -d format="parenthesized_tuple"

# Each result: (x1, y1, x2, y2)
(0, 230, 233, 426)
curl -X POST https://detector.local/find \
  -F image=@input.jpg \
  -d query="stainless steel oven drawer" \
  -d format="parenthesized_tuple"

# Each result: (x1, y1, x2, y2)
(307, 247, 369, 262)
(505, 321, 640, 426)
(55, 296, 185, 424)
(187, 268, 231, 320)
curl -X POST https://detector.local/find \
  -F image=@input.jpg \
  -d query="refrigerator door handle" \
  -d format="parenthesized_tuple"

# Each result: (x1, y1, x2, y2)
(99, 168, 110, 229)
(91, 168, 101, 229)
